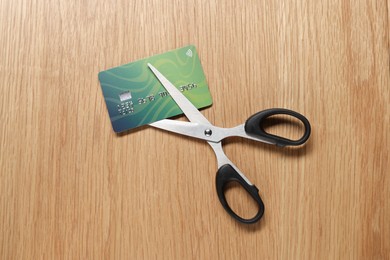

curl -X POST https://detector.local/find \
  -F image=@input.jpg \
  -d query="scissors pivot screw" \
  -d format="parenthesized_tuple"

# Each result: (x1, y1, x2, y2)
(204, 129, 212, 137)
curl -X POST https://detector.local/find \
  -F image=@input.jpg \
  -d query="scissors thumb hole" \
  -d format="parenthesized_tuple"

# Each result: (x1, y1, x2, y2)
(223, 182, 261, 219)
(216, 164, 265, 224)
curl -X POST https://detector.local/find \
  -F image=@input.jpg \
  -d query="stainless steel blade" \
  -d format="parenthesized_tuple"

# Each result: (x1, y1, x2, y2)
(150, 120, 253, 184)
(150, 119, 276, 145)
(148, 63, 212, 126)
(150, 119, 222, 142)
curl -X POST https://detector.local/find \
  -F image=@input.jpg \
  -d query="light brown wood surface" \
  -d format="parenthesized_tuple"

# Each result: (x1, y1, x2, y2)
(1, 0, 389, 259)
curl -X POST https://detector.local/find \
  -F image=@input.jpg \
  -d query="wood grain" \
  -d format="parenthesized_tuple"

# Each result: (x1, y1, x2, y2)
(0, 0, 389, 259)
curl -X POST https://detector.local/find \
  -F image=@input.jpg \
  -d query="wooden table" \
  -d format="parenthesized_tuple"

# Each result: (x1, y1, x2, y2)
(1, 0, 389, 259)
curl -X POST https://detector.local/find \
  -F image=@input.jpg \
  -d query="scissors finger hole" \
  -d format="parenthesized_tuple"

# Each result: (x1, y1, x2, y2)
(224, 181, 260, 220)
(245, 108, 311, 146)
(261, 114, 305, 141)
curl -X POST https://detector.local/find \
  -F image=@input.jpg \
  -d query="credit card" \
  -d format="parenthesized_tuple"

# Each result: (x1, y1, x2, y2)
(98, 45, 213, 133)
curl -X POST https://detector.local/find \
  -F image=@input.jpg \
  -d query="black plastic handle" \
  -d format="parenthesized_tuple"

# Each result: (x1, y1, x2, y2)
(216, 164, 265, 224)
(244, 108, 311, 147)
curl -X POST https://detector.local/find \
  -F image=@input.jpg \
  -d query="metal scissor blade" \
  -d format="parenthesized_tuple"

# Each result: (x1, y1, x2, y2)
(148, 63, 212, 126)
(150, 119, 213, 141)
(150, 119, 226, 142)
(151, 119, 275, 144)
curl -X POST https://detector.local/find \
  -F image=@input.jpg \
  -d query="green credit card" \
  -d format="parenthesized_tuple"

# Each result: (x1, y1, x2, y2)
(98, 45, 213, 133)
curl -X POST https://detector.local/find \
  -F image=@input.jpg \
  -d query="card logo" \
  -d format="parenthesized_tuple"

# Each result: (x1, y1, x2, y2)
(185, 49, 193, 57)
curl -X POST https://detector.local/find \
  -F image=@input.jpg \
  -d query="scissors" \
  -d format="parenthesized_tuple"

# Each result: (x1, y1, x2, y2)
(147, 64, 311, 224)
